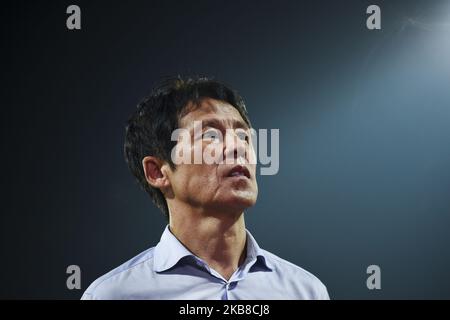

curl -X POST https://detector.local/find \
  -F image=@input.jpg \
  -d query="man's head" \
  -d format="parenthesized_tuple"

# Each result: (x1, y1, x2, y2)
(124, 76, 258, 220)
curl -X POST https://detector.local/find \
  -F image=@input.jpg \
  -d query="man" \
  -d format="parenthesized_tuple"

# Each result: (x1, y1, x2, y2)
(81, 76, 329, 300)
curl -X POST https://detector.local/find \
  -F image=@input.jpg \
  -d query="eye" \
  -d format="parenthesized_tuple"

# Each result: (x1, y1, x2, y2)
(202, 129, 221, 142)
(236, 129, 249, 143)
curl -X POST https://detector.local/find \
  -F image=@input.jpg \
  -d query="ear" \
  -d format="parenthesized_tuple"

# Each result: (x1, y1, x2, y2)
(142, 156, 171, 190)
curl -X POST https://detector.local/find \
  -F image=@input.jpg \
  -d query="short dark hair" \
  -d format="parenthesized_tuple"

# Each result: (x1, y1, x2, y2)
(124, 76, 251, 219)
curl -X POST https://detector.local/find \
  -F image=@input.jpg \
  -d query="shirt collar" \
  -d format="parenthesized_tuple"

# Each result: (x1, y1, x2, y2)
(153, 225, 273, 273)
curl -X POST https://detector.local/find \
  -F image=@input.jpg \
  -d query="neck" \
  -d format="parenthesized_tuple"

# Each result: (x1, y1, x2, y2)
(168, 203, 247, 281)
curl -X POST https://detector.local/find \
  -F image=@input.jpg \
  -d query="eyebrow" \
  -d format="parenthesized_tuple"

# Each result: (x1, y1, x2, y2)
(199, 118, 250, 130)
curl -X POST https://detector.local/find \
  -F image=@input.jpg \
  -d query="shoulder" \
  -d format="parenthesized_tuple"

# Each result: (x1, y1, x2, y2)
(81, 247, 156, 300)
(261, 249, 330, 300)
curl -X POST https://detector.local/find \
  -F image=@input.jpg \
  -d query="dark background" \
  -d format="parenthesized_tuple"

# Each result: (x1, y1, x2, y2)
(1, 0, 450, 299)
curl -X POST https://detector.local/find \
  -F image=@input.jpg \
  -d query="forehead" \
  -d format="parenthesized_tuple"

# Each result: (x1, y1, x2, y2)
(179, 98, 246, 128)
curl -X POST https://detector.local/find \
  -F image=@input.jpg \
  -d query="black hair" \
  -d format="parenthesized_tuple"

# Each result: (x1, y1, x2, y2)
(124, 76, 251, 219)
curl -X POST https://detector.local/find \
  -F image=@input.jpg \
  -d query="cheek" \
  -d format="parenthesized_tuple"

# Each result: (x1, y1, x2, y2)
(170, 165, 196, 192)
(196, 166, 221, 187)
(248, 144, 257, 164)
(173, 165, 220, 194)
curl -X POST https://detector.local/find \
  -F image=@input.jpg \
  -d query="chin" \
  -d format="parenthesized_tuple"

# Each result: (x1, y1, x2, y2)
(222, 191, 257, 211)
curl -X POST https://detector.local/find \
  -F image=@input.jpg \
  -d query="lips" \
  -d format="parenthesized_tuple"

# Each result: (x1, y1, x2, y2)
(226, 165, 251, 179)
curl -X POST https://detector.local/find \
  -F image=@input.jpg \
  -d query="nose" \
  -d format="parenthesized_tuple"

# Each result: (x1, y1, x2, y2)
(223, 130, 248, 164)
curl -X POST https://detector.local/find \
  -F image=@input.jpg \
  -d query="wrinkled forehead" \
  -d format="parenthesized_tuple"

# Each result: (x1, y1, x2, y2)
(179, 98, 248, 129)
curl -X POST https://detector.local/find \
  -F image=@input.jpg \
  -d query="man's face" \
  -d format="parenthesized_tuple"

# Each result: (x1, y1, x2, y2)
(166, 98, 258, 214)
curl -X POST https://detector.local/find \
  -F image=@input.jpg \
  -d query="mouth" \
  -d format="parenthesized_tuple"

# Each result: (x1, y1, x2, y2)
(226, 165, 251, 179)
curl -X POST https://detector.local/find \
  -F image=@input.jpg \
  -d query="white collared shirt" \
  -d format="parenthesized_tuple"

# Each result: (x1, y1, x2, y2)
(81, 226, 329, 300)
